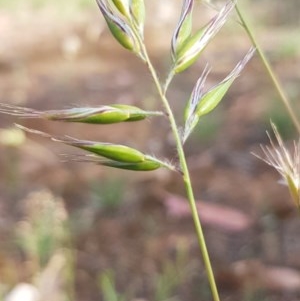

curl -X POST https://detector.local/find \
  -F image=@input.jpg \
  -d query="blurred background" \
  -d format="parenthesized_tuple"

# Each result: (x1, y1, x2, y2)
(0, 0, 300, 300)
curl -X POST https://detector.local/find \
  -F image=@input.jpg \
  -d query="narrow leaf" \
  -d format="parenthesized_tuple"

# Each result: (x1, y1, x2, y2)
(100, 270, 120, 301)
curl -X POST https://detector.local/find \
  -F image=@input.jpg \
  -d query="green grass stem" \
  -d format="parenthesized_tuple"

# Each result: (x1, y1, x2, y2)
(133, 29, 221, 301)
(234, 2, 300, 134)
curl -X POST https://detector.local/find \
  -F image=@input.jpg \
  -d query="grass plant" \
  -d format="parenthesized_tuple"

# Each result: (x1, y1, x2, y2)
(98, 270, 127, 301)
(89, 177, 125, 212)
(154, 245, 189, 301)
(0, 1, 299, 299)
(15, 189, 74, 300)
(0, 1, 258, 300)
(98, 244, 189, 301)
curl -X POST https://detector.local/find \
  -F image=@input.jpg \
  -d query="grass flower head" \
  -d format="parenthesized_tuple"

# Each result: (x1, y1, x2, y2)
(254, 122, 300, 209)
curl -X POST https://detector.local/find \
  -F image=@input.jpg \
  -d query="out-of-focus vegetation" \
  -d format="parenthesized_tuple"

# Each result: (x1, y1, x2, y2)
(0, 0, 93, 11)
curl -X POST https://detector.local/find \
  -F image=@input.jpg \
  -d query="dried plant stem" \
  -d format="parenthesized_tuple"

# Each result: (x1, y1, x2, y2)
(234, 2, 300, 134)
(137, 42, 220, 301)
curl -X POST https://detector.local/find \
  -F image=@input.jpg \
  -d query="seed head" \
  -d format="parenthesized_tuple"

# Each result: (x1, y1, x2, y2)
(173, 1, 235, 73)
(95, 0, 141, 53)
(253, 122, 300, 209)
(0, 103, 163, 124)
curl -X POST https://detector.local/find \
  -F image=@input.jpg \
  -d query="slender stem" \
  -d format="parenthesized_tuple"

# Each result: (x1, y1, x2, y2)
(234, 2, 300, 134)
(138, 42, 220, 301)
(163, 69, 175, 95)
